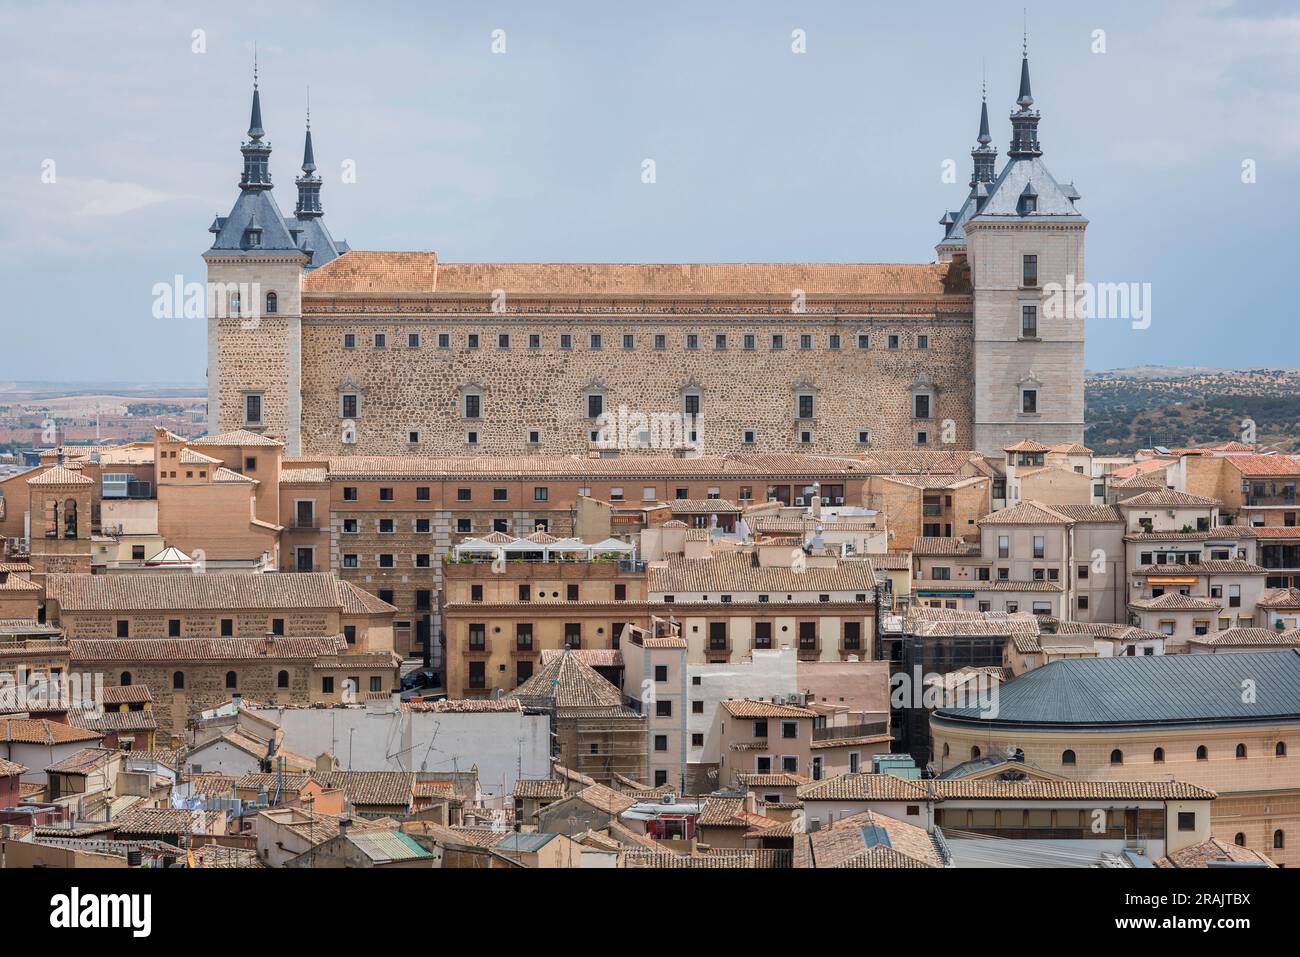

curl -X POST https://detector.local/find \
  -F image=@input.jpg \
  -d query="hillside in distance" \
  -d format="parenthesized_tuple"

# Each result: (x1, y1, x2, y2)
(1085, 368, 1300, 454)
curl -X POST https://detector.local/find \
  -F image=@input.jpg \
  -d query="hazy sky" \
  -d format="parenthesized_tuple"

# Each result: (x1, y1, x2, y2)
(1, 0, 1297, 381)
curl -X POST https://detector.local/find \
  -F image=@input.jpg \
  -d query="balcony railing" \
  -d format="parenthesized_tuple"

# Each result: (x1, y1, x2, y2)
(813, 722, 889, 743)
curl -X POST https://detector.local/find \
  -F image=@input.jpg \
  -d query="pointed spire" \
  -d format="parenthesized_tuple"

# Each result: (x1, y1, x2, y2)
(969, 71, 998, 189)
(1008, 27, 1042, 158)
(295, 88, 323, 218)
(239, 48, 273, 190)
(301, 88, 316, 173)
(248, 46, 265, 140)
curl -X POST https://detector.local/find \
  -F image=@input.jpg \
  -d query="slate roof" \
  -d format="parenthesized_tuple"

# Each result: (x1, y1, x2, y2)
(508, 649, 627, 712)
(933, 650, 1300, 730)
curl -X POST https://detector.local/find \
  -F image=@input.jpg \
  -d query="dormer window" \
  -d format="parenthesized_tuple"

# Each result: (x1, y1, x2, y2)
(244, 226, 262, 247)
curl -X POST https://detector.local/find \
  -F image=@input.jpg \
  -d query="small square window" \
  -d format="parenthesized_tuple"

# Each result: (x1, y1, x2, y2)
(408, 333, 420, 348)
(857, 333, 869, 349)
(529, 333, 540, 348)
(857, 430, 870, 444)
(917, 334, 929, 350)
(686, 334, 699, 351)
(589, 333, 602, 349)
(374, 333, 386, 349)
(828, 333, 841, 350)
(715, 333, 727, 351)
(408, 431, 420, 444)
(800, 334, 812, 350)
(771, 334, 784, 350)
(654, 334, 666, 350)
(623, 333, 635, 350)
(498, 333, 510, 349)
(467, 431, 479, 445)
(743, 333, 755, 351)
(343, 333, 356, 349)
(528, 430, 540, 444)
(437, 333, 450, 348)
(887, 334, 900, 350)
(743, 429, 756, 444)
(560, 334, 572, 349)
(467, 333, 480, 349)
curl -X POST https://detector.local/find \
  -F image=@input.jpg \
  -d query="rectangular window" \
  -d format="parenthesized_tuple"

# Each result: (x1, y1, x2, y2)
(857, 333, 869, 349)
(438, 333, 450, 348)
(743, 333, 755, 350)
(560, 333, 572, 349)
(533, 486, 548, 502)
(1022, 254, 1038, 287)
(529, 333, 541, 349)
(373, 333, 386, 349)
(887, 335, 900, 350)
(1022, 389, 1038, 414)
(464, 394, 481, 419)
(587, 394, 604, 419)
(343, 333, 356, 349)
(798, 394, 815, 419)
(828, 333, 841, 350)
(498, 333, 510, 349)
(686, 334, 699, 350)
(379, 487, 394, 501)
(590, 333, 602, 350)
(913, 394, 930, 419)
(654, 334, 666, 350)
(408, 332, 420, 348)
(244, 394, 263, 426)
(341, 394, 358, 419)
(799, 334, 812, 350)
(771, 334, 784, 350)
(715, 333, 727, 351)
(917, 334, 929, 350)
(1022, 304, 1038, 338)
(623, 333, 635, 350)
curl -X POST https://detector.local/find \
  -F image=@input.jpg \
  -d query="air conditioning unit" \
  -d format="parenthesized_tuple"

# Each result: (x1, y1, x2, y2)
(101, 473, 131, 498)
(794, 497, 806, 506)
(834, 497, 844, 505)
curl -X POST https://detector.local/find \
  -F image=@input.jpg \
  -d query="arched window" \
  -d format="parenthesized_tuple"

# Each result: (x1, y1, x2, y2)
(277, 670, 289, 689)
(1153, 747, 1165, 763)
(120, 672, 132, 686)
(172, 671, 184, 690)
(225, 670, 238, 690)
(1110, 749, 1123, 765)
(1275, 830, 1286, 849)
(1196, 745, 1208, 760)
(1234, 833, 1246, 847)
(1278, 741, 1288, 757)
(1061, 749, 1076, 765)
(970, 746, 981, 760)
(1236, 743, 1248, 759)
(265, 291, 278, 314)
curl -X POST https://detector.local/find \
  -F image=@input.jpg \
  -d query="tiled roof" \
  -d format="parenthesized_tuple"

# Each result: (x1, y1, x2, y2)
(1119, 490, 1220, 508)
(345, 828, 433, 863)
(44, 747, 118, 774)
(719, 699, 814, 719)
(649, 553, 876, 593)
(212, 467, 257, 484)
(193, 844, 267, 868)
(1158, 837, 1276, 869)
(70, 636, 345, 660)
(1131, 560, 1265, 576)
(1127, 593, 1221, 611)
(624, 849, 753, 868)
(508, 650, 626, 711)
(113, 807, 225, 835)
(1125, 525, 1257, 542)
(48, 572, 352, 612)
(695, 797, 750, 828)
(1003, 439, 1053, 453)
(967, 579, 1062, 593)
(930, 779, 1215, 801)
(178, 448, 222, 465)
(910, 537, 982, 557)
(978, 501, 1073, 526)
(1224, 454, 1300, 477)
(736, 772, 809, 788)
(0, 575, 41, 593)
(0, 718, 102, 745)
(804, 809, 943, 868)
(1259, 587, 1300, 608)
(337, 579, 399, 615)
(1187, 627, 1300, 647)
(315, 770, 417, 808)
(101, 685, 154, 705)
(304, 253, 959, 298)
(280, 467, 328, 484)
(1053, 621, 1168, 644)
(193, 429, 285, 447)
(934, 650, 1300, 729)
(1049, 443, 1093, 455)
(1045, 504, 1124, 524)
(669, 499, 741, 514)
(68, 710, 158, 734)
(27, 465, 93, 486)
(539, 648, 624, 668)
(513, 778, 565, 800)
(0, 758, 27, 776)
(404, 697, 521, 714)
(797, 773, 931, 802)
(572, 783, 638, 815)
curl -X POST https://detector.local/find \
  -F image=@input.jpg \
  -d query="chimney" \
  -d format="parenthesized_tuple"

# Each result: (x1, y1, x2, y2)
(743, 791, 757, 816)
(338, 817, 352, 837)
(811, 482, 822, 519)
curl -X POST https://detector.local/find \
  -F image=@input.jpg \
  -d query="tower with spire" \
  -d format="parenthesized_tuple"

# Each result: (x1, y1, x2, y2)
(958, 31, 1088, 453)
(203, 59, 347, 455)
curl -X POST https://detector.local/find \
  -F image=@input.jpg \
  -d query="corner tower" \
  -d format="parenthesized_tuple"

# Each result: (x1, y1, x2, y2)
(204, 67, 311, 454)
(966, 44, 1087, 454)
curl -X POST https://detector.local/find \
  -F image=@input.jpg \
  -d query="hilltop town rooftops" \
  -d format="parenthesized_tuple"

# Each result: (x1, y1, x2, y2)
(0, 718, 102, 746)
(719, 699, 815, 719)
(1117, 490, 1219, 509)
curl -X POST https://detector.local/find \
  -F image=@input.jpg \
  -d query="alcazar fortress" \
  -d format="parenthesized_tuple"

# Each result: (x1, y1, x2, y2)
(205, 53, 1085, 459)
